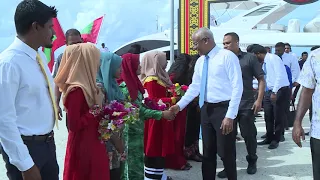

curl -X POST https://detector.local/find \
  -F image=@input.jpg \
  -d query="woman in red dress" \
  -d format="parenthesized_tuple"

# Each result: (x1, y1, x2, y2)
(54, 43, 110, 180)
(140, 51, 189, 180)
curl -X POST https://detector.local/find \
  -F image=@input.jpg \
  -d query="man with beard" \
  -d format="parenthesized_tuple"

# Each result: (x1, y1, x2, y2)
(0, 0, 59, 180)
(170, 27, 243, 180)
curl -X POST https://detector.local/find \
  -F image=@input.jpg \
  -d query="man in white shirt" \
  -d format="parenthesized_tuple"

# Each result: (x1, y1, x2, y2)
(292, 47, 320, 180)
(275, 42, 300, 138)
(284, 43, 299, 60)
(170, 27, 243, 180)
(252, 45, 291, 149)
(0, 1, 59, 180)
(100, 43, 109, 52)
(275, 42, 300, 86)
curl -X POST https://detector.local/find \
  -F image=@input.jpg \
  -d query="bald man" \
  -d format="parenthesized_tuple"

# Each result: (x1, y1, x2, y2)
(170, 27, 243, 180)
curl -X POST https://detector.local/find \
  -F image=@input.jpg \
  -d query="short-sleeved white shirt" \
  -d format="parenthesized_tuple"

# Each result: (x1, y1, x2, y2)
(297, 48, 320, 140)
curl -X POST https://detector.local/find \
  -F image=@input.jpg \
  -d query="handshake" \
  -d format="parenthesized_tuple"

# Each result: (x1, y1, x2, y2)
(162, 105, 180, 120)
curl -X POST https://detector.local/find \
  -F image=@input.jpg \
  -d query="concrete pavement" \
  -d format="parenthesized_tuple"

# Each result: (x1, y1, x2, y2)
(0, 112, 314, 180)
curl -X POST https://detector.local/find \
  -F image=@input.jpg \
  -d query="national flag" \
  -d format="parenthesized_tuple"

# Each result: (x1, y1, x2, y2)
(81, 15, 104, 44)
(43, 17, 66, 72)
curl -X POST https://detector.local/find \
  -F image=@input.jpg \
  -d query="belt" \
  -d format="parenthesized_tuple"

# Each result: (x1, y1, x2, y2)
(204, 100, 230, 108)
(21, 131, 54, 142)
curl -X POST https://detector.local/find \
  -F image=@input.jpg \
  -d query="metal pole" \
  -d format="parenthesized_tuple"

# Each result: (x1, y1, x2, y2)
(156, 15, 159, 32)
(170, 0, 174, 66)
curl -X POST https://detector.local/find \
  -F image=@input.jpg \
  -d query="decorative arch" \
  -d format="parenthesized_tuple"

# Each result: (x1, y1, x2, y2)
(178, 0, 213, 55)
(178, 0, 319, 55)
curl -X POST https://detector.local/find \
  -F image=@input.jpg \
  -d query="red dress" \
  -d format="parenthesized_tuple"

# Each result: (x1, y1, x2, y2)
(143, 77, 175, 157)
(63, 88, 110, 180)
(165, 75, 188, 169)
(165, 109, 187, 169)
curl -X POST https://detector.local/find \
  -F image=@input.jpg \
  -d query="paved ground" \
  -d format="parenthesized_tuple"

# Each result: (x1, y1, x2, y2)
(166, 113, 314, 180)
(0, 111, 314, 180)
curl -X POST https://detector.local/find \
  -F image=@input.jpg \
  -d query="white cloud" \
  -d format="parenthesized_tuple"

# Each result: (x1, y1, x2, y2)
(73, 0, 179, 50)
(0, 0, 179, 52)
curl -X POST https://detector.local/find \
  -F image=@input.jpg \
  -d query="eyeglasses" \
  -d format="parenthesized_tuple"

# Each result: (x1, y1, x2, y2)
(192, 37, 209, 47)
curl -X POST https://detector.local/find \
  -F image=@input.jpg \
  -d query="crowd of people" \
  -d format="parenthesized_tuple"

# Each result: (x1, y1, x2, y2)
(0, 0, 319, 180)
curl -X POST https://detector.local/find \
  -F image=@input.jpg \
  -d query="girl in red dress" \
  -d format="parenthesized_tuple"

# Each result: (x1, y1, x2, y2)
(140, 51, 188, 180)
(54, 43, 110, 180)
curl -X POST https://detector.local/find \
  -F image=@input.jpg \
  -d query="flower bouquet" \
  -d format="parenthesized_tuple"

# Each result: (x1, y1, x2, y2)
(169, 83, 188, 97)
(89, 100, 139, 142)
(143, 97, 167, 110)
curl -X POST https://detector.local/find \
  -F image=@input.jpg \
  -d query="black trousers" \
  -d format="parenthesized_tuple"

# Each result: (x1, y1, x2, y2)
(201, 101, 237, 180)
(0, 137, 59, 180)
(283, 90, 292, 130)
(264, 87, 291, 142)
(311, 137, 320, 180)
(236, 109, 258, 163)
(110, 168, 121, 180)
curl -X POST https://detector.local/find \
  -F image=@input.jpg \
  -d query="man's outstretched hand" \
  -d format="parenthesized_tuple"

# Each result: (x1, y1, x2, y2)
(169, 105, 180, 115)
(292, 122, 305, 147)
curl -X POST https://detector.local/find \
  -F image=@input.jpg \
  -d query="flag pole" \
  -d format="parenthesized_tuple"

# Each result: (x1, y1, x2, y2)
(95, 14, 106, 44)
(169, 0, 174, 66)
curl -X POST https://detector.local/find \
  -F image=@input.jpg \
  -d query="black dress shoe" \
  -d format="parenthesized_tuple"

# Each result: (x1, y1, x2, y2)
(280, 136, 285, 142)
(188, 154, 203, 162)
(268, 141, 279, 149)
(257, 139, 271, 145)
(261, 134, 267, 139)
(217, 169, 227, 178)
(247, 162, 257, 175)
(305, 132, 310, 136)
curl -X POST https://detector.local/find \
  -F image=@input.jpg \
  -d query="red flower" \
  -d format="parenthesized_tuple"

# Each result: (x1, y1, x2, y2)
(181, 85, 188, 91)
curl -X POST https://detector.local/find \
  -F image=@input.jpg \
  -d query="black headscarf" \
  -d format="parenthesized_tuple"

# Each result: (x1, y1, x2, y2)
(168, 53, 194, 85)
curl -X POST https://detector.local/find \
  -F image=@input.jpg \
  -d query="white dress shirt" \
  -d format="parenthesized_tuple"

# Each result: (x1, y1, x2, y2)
(0, 37, 55, 171)
(100, 47, 109, 52)
(264, 53, 290, 93)
(282, 52, 300, 83)
(177, 46, 243, 119)
(289, 52, 299, 60)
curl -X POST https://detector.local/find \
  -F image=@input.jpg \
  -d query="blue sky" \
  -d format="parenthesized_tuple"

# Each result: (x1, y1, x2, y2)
(0, 0, 179, 52)
(0, 0, 319, 56)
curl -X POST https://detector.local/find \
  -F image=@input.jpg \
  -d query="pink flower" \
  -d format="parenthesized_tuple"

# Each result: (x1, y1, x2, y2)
(95, 100, 139, 142)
